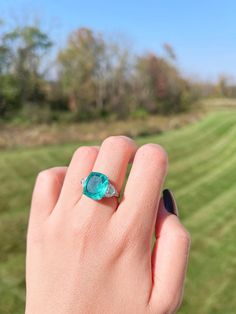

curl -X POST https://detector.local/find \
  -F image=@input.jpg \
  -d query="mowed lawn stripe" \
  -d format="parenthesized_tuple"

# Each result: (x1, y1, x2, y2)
(175, 146, 236, 199)
(184, 212, 236, 314)
(155, 111, 236, 157)
(138, 112, 232, 160)
(167, 126, 236, 194)
(169, 120, 236, 174)
(166, 114, 236, 164)
(164, 131, 236, 221)
(185, 181, 236, 230)
(154, 111, 233, 148)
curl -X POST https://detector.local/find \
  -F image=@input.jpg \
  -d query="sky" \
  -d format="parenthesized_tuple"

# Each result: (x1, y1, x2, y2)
(0, 0, 236, 82)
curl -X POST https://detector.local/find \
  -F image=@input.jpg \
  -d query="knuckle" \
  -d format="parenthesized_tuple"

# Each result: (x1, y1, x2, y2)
(168, 293, 183, 313)
(36, 168, 58, 184)
(137, 143, 168, 168)
(153, 288, 184, 314)
(71, 220, 104, 259)
(71, 219, 93, 239)
(102, 135, 134, 151)
(173, 225, 191, 245)
(72, 146, 98, 160)
(109, 219, 143, 255)
(156, 296, 181, 314)
(171, 297, 183, 313)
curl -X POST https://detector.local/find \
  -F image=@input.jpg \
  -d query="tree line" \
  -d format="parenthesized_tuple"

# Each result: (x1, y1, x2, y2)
(0, 22, 234, 123)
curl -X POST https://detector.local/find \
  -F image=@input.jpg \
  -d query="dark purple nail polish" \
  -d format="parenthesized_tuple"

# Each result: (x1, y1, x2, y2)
(163, 189, 179, 216)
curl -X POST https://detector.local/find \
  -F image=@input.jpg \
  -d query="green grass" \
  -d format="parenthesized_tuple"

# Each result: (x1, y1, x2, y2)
(1, 110, 236, 313)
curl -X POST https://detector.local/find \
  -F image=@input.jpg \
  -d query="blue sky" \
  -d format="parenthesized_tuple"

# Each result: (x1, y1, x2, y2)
(1, 0, 236, 81)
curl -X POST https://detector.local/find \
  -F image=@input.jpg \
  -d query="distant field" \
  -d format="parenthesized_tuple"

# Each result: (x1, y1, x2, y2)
(0, 111, 202, 150)
(1, 110, 236, 313)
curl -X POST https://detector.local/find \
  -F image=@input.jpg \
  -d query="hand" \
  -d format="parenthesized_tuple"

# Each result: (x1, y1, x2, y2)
(25, 136, 190, 314)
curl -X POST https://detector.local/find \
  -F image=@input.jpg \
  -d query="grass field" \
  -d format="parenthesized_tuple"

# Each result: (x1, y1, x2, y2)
(1, 110, 236, 313)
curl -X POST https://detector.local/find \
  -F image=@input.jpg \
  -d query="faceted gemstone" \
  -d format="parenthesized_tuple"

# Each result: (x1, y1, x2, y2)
(83, 172, 109, 200)
(105, 183, 116, 197)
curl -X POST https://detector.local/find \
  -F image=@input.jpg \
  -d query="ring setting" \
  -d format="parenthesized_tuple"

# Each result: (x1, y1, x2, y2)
(81, 172, 119, 200)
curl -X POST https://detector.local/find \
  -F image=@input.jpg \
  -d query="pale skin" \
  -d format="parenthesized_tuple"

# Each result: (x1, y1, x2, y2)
(25, 136, 190, 314)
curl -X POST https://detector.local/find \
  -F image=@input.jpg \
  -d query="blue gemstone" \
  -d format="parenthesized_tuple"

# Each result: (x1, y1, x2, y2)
(83, 172, 109, 200)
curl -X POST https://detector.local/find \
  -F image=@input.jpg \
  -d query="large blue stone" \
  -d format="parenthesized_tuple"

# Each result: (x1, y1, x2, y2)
(83, 172, 109, 200)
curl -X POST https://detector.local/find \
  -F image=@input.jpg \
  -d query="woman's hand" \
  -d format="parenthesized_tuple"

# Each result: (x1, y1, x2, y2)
(25, 136, 190, 314)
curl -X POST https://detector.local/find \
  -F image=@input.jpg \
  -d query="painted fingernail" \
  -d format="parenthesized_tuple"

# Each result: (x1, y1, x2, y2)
(163, 189, 179, 216)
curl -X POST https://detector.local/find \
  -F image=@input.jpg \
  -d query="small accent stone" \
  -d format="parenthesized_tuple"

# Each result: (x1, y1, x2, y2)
(105, 184, 116, 197)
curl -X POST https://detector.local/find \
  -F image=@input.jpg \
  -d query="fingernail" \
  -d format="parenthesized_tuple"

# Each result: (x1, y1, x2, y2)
(163, 189, 179, 216)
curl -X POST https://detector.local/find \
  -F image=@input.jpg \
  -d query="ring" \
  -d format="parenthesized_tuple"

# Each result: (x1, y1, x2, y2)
(81, 171, 119, 200)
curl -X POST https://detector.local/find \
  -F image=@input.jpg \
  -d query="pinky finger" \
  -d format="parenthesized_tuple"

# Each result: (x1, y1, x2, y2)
(149, 195, 190, 313)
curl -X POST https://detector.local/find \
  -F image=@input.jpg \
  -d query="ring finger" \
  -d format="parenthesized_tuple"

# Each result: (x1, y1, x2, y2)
(78, 136, 137, 219)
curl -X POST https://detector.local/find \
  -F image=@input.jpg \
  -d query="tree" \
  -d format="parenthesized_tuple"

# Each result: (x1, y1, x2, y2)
(58, 28, 106, 119)
(2, 25, 53, 106)
(216, 75, 232, 97)
(101, 42, 133, 118)
(0, 21, 19, 116)
(134, 51, 193, 114)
